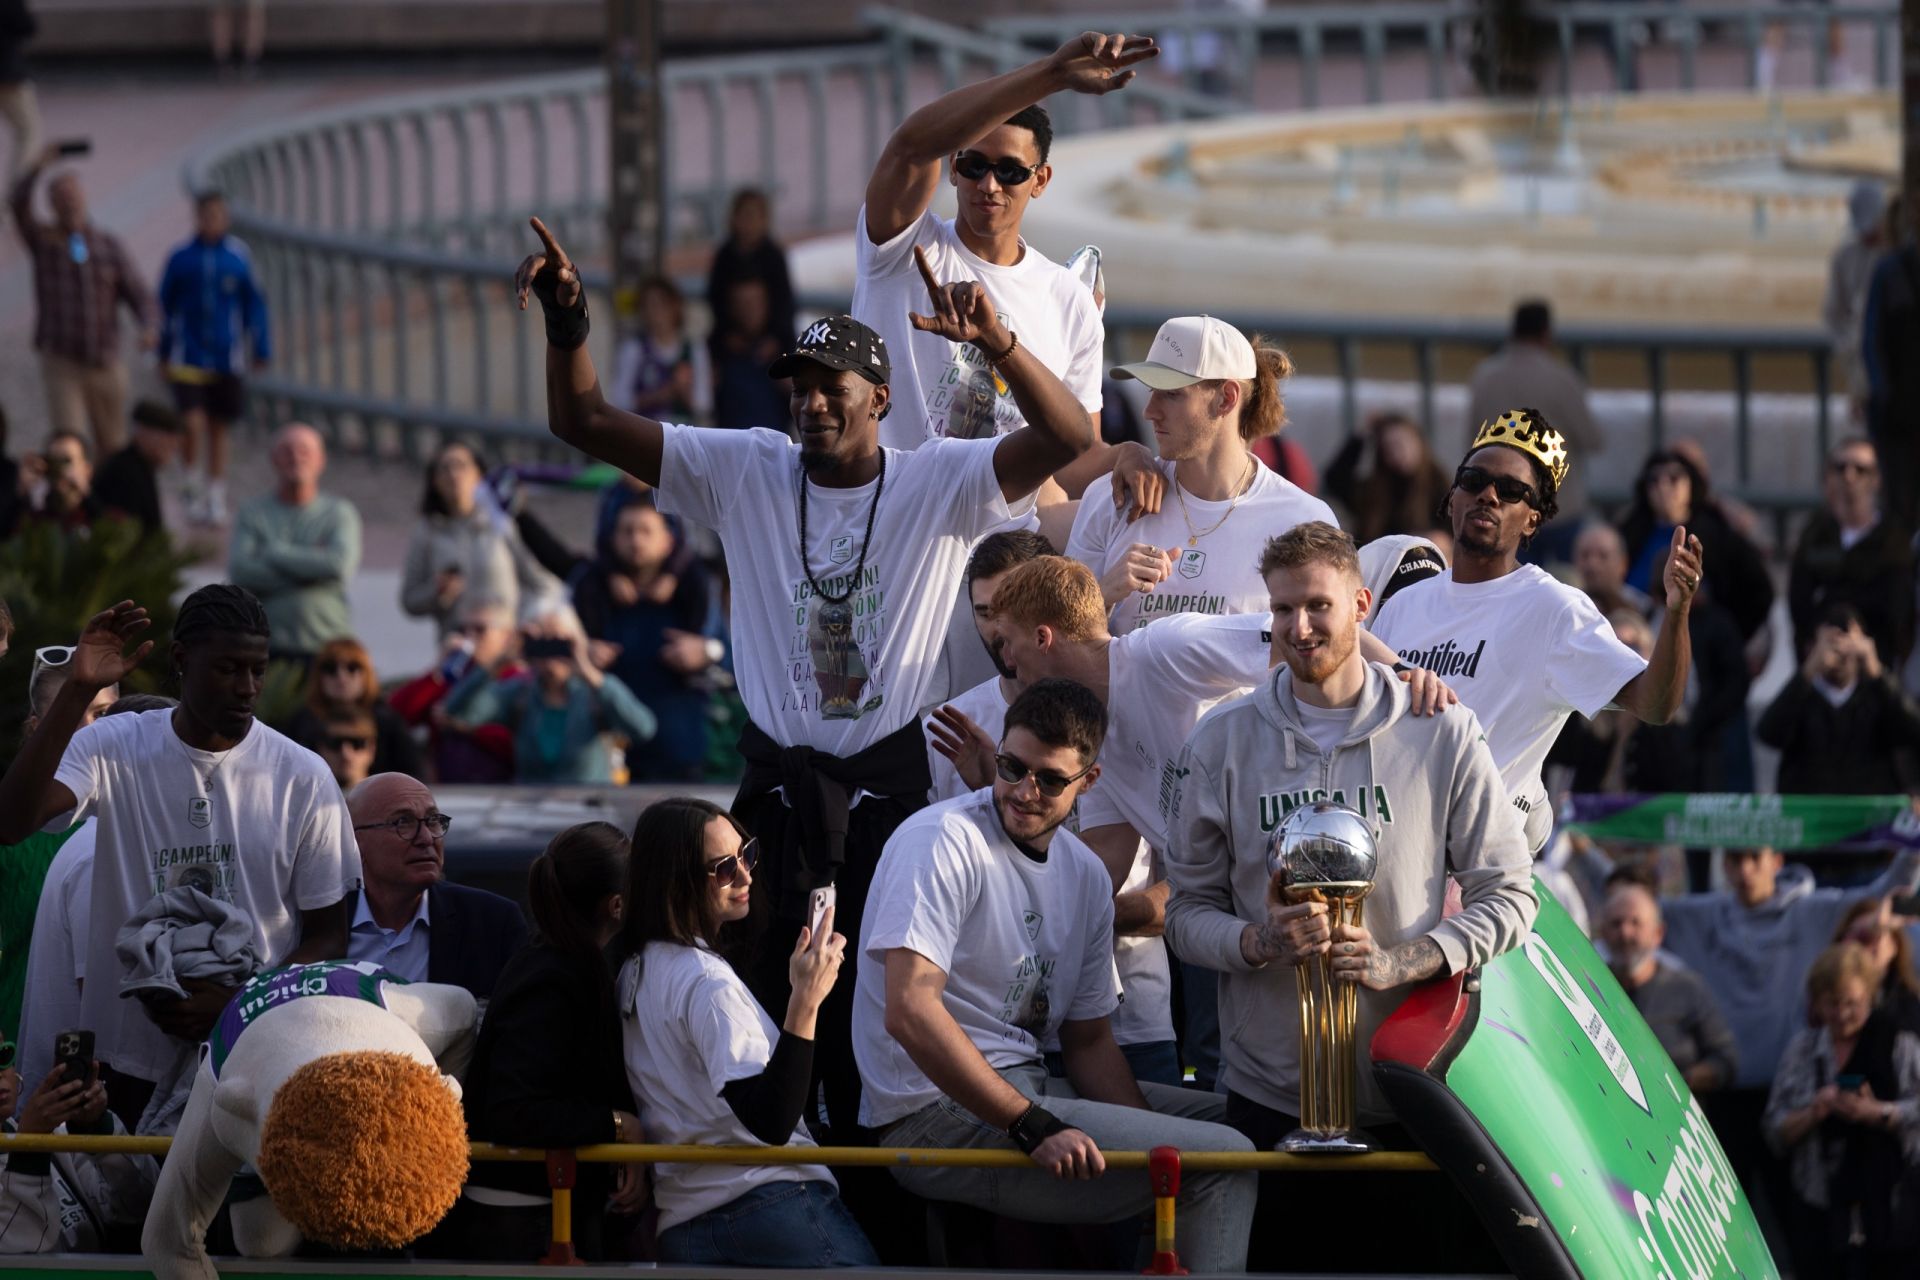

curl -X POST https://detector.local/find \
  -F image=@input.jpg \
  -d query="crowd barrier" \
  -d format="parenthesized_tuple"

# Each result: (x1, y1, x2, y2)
(0, 1132, 1439, 1270)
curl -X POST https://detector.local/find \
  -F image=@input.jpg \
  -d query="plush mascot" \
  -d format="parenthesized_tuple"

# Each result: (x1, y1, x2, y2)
(142, 961, 477, 1280)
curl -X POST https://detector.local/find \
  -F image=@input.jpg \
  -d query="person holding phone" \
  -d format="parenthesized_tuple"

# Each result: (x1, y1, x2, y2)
(441, 608, 656, 785)
(1766, 943, 1920, 1279)
(0, 1054, 158, 1251)
(616, 797, 874, 1267)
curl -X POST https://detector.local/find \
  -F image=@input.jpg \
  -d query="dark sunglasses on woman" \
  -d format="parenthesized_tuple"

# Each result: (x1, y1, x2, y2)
(707, 838, 761, 887)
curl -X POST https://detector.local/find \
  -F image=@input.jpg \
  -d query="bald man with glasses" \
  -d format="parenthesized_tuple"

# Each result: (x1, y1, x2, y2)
(346, 773, 526, 999)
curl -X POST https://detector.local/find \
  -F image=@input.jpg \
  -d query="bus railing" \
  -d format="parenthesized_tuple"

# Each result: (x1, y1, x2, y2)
(0, 1132, 1439, 1270)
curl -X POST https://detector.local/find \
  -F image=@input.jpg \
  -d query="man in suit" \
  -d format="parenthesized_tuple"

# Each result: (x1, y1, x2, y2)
(346, 772, 526, 998)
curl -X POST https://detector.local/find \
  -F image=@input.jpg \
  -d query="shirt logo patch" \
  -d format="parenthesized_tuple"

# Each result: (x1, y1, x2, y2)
(1178, 549, 1207, 579)
(1023, 909, 1043, 942)
(187, 797, 211, 829)
(829, 536, 854, 565)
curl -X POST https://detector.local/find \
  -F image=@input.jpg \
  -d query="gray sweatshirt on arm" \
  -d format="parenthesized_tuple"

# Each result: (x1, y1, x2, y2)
(1165, 659, 1539, 1125)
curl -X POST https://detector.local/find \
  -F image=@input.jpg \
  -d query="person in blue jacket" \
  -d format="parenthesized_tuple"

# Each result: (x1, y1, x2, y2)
(158, 191, 270, 528)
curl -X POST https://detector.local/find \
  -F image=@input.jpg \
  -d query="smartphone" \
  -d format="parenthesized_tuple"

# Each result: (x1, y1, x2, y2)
(1890, 893, 1920, 917)
(807, 884, 836, 943)
(54, 139, 91, 158)
(524, 636, 573, 660)
(52, 1029, 95, 1088)
(1837, 1073, 1866, 1090)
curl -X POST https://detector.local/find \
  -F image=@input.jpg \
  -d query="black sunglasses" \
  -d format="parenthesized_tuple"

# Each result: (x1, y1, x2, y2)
(325, 734, 372, 752)
(318, 660, 364, 676)
(995, 751, 1093, 799)
(953, 151, 1038, 187)
(1828, 459, 1877, 477)
(706, 838, 760, 887)
(1454, 465, 1539, 510)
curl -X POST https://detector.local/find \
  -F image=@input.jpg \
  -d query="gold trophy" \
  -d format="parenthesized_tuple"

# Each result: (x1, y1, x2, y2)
(1266, 801, 1378, 1154)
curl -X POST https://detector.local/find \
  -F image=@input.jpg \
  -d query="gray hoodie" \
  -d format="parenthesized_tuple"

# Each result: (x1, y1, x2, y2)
(1661, 856, 1920, 1089)
(1166, 659, 1539, 1125)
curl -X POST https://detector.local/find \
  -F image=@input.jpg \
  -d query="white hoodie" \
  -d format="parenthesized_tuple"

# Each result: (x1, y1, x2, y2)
(1166, 659, 1538, 1124)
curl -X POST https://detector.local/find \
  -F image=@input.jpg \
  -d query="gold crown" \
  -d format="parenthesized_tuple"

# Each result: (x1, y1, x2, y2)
(1471, 408, 1569, 492)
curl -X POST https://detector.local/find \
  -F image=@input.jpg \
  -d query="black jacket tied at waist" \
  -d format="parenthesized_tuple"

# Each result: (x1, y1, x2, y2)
(734, 716, 931, 921)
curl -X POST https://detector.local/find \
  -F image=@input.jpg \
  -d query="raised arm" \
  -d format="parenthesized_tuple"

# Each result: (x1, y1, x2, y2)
(864, 33, 1156, 245)
(1616, 526, 1702, 724)
(896, 247, 1091, 501)
(0, 602, 151, 842)
(514, 217, 664, 485)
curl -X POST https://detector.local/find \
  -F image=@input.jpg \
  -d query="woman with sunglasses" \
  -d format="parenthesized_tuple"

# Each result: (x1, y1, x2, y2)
(286, 637, 422, 781)
(615, 797, 874, 1267)
(447, 822, 644, 1261)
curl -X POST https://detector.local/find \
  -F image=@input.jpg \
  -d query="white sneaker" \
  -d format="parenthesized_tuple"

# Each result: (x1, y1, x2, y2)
(203, 485, 228, 527)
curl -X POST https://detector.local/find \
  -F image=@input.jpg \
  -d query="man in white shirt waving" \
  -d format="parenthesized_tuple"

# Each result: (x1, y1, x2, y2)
(856, 678, 1256, 1273)
(856, 31, 1154, 484)
(515, 220, 1095, 1138)
(0, 586, 359, 1121)
(1370, 408, 1704, 853)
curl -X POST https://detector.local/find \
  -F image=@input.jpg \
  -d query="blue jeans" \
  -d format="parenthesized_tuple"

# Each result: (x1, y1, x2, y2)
(656, 1180, 877, 1268)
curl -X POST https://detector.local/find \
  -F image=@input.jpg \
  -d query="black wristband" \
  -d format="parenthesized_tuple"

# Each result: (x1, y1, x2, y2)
(1007, 1102, 1071, 1156)
(544, 296, 590, 351)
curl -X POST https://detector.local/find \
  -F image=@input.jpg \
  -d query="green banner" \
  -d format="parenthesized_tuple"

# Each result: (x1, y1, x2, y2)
(1444, 886, 1778, 1278)
(1563, 793, 1920, 852)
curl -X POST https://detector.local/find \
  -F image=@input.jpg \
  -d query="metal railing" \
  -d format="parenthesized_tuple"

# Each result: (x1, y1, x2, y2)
(985, 2, 1905, 106)
(182, 3, 1871, 510)
(0, 1131, 1437, 1269)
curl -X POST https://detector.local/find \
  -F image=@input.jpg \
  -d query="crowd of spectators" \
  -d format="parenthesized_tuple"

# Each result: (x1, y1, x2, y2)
(0, 27, 1914, 1280)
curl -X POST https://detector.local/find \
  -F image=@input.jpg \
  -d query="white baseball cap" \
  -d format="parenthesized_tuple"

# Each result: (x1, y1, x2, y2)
(1112, 315, 1256, 390)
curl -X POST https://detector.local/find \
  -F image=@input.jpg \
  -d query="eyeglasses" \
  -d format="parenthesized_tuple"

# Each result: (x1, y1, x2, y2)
(325, 734, 372, 752)
(706, 838, 760, 887)
(1453, 465, 1539, 509)
(1828, 459, 1877, 477)
(995, 751, 1093, 798)
(35, 646, 75, 667)
(953, 151, 1038, 187)
(353, 812, 453, 840)
(318, 660, 365, 676)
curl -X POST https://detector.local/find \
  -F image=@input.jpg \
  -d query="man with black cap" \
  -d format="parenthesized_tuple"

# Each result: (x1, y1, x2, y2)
(0, 585, 358, 1121)
(1371, 409, 1704, 854)
(514, 219, 1094, 1137)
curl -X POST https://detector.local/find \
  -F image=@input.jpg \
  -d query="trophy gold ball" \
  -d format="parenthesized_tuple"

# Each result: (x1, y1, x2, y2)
(1270, 802, 1378, 1155)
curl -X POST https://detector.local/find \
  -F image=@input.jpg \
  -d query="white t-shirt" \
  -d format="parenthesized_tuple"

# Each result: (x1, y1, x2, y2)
(854, 791, 1119, 1128)
(1075, 612, 1273, 850)
(657, 424, 1030, 757)
(617, 940, 833, 1233)
(853, 206, 1104, 451)
(1069, 462, 1337, 635)
(925, 676, 1011, 804)
(923, 679, 1171, 1046)
(1371, 565, 1648, 850)
(1293, 700, 1355, 757)
(16, 821, 95, 1104)
(49, 710, 362, 1081)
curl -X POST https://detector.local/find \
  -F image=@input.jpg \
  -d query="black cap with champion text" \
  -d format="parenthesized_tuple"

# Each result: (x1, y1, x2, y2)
(768, 314, 891, 387)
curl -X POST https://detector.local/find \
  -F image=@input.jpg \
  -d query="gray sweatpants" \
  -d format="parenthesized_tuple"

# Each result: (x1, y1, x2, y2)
(881, 1061, 1257, 1274)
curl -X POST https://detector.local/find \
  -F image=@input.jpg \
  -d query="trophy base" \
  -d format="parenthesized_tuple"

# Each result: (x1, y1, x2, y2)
(1277, 1127, 1376, 1155)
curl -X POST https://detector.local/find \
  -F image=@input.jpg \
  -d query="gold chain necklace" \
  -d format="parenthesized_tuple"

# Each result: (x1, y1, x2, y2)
(1173, 455, 1257, 547)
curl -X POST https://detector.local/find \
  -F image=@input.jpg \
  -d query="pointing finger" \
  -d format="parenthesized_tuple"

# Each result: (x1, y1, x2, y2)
(529, 215, 566, 263)
(912, 244, 943, 304)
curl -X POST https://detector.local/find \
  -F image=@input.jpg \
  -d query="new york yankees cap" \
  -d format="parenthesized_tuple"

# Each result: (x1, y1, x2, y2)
(769, 314, 891, 387)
